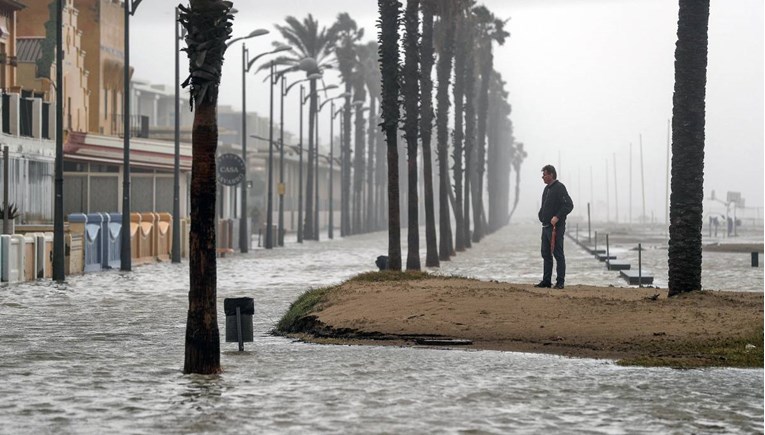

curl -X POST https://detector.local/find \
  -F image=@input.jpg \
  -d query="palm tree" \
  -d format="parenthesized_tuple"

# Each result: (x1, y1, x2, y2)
(472, 5, 509, 243)
(668, 0, 710, 296)
(403, 0, 421, 270)
(420, 0, 439, 267)
(356, 41, 382, 234)
(351, 56, 368, 234)
(462, 8, 477, 249)
(271, 14, 338, 240)
(434, 0, 457, 261)
(486, 71, 512, 232)
(333, 13, 362, 237)
(451, 1, 470, 252)
(378, 0, 402, 271)
(178, 0, 233, 375)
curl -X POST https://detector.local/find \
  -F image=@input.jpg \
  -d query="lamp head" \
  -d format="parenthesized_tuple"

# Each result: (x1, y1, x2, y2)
(249, 29, 269, 38)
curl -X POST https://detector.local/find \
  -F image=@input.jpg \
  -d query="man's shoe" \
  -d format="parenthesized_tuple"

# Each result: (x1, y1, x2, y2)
(534, 281, 552, 288)
(553, 283, 565, 289)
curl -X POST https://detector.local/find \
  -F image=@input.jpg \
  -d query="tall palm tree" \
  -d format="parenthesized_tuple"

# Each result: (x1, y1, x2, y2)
(178, 0, 233, 375)
(378, 0, 402, 271)
(420, 0, 439, 267)
(403, 0, 421, 270)
(668, 0, 709, 296)
(351, 55, 368, 234)
(434, 0, 456, 261)
(472, 5, 509, 243)
(450, 1, 470, 252)
(356, 41, 382, 233)
(486, 71, 512, 232)
(271, 14, 338, 240)
(462, 8, 477, 249)
(333, 13, 362, 237)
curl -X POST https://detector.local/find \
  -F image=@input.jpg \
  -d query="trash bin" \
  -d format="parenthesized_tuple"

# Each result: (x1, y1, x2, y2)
(224, 297, 254, 351)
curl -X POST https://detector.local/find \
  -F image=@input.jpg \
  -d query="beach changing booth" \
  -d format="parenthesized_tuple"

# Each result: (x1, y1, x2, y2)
(103, 213, 122, 269)
(155, 212, 172, 261)
(1, 234, 25, 283)
(83, 213, 104, 272)
(68, 213, 98, 272)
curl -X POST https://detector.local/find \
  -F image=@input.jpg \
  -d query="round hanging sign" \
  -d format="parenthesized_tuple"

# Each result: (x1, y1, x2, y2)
(216, 153, 246, 186)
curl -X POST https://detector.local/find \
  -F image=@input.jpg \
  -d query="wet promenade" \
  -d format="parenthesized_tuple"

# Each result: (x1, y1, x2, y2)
(0, 223, 762, 433)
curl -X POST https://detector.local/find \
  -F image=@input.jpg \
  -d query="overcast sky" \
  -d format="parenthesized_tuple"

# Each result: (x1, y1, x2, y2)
(131, 0, 764, 221)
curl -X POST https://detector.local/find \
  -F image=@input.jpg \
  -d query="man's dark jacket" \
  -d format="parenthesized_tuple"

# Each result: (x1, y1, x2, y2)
(538, 180, 574, 226)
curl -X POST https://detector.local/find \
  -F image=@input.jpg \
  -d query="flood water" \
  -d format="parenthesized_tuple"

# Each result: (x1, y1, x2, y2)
(0, 222, 762, 433)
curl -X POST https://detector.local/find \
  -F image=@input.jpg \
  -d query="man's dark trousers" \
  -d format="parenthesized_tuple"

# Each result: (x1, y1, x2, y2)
(541, 222, 566, 285)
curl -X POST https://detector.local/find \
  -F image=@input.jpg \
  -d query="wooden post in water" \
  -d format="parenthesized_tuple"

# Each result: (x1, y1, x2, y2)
(752, 252, 758, 268)
(638, 243, 642, 288)
(587, 203, 591, 242)
(606, 234, 610, 265)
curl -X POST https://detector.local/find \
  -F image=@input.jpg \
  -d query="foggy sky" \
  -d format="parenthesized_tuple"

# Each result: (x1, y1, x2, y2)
(131, 0, 764, 222)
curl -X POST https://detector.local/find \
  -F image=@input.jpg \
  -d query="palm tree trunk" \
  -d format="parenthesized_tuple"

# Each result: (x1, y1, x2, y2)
(180, 0, 231, 375)
(378, 0, 401, 271)
(403, 0, 420, 270)
(352, 87, 366, 234)
(366, 96, 377, 233)
(473, 44, 491, 243)
(420, 1, 439, 267)
(668, 0, 709, 296)
(185, 99, 220, 375)
(341, 87, 352, 237)
(451, 8, 467, 252)
(463, 33, 476, 249)
(304, 79, 316, 240)
(436, 1, 456, 261)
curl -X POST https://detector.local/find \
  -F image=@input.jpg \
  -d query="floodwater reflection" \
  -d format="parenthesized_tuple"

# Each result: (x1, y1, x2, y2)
(0, 223, 761, 433)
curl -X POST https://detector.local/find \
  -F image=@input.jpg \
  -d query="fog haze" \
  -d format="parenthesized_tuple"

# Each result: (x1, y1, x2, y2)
(131, 0, 764, 222)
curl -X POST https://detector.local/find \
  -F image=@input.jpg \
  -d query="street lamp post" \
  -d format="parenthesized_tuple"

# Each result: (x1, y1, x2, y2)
(266, 61, 276, 249)
(171, 6, 187, 263)
(121, 0, 143, 272)
(283, 75, 318, 243)
(317, 94, 349, 239)
(53, 0, 64, 281)
(330, 104, 343, 239)
(278, 75, 285, 246)
(234, 35, 280, 253)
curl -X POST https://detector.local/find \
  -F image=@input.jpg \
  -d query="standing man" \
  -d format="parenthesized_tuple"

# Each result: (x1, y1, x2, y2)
(535, 164, 574, 289)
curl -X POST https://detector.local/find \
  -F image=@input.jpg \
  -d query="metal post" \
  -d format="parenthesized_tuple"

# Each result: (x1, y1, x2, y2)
(297, 85, 304, 243)
(240, 44, 249, 253)
(3, 146, 8, 234)
(314, 106, 320, 240)
(278, 75, 285, 246)
(265, 61, 274, 249)
(235, 306, 243, 352)
(172, 6, 181, 263)
(53, 0, 65, 280)
(328, 100, 334, 239)
(587, 202, 591, 243)
(121, 0, 133, 271)
(606, 234, 610, 267)
(638, 243, 642, 288)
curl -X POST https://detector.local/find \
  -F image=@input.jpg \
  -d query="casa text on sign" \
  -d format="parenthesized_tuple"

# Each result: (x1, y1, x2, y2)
(217, 153, 246, 186)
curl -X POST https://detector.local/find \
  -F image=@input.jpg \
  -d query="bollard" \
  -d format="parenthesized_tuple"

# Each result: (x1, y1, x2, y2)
(638, 243, 642, 288)
(224, 297, 254, 351)
(752, 252, 759, 267)
(606, 234, 610, 265)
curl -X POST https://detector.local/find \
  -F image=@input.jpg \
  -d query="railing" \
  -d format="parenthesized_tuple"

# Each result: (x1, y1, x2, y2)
(109, 114, 150, 138)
